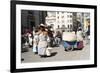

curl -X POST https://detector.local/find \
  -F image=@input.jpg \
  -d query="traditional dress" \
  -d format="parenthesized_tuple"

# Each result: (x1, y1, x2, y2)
(38, 33, 48, 56)
(28, 33, 33, 46)
(33, 34, 39, 53)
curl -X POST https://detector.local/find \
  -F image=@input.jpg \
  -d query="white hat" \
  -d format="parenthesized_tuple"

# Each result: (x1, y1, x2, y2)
(40, 24, 45, 26)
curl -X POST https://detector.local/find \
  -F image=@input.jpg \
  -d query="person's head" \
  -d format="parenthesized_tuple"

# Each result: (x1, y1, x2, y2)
(37, 26, 45, 34)
(40, 26, 45, 31)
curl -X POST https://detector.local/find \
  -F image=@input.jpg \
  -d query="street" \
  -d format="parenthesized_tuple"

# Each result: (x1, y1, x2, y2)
(21, 40, 90, 63)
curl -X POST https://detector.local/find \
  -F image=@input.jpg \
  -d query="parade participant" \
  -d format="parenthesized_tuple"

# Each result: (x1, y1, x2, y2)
(47, 28, 54, 47)
(85, 20, 90, 44)
(21, 33, 29, 52)
(55, 31, 61, 46)
(28, 33, 33, 47)
(38, 26, 48, 57)
(87, 25, 90, 39)
(32, 29, 39, 54)
(44, 28, 52, 56)
(77, 27, 84, 49)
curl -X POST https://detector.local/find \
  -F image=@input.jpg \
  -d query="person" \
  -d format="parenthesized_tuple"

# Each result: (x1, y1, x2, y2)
(32, 29, 39, 54)
(77, 27, 83, 41)
(73, 21, 80, 34)
(28, 33, 33, 47)
(38, 26, 48, 57)
(47, 29, 54, 47)
(46, 28, 52, 56)
(87, 25, 90, 39)
(77, 27, 84, 49)
(55, 31, 61, 46)
(21, 34, 29, 52)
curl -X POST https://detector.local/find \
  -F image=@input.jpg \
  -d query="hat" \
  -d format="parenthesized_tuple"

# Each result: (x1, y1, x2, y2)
(40, 24, 45, 26)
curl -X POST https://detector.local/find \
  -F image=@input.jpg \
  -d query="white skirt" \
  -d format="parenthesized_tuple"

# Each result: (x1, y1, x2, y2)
(38, 41, 47, 55)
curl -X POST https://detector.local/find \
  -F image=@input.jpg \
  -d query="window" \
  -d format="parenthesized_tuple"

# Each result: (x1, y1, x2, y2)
(62, 12, 64, 14)
(67, 20, 69, 23)
(62, 16, 64, 18)
(70, 20, 72, 23)
(57, 16, 59, 19)
(62, 25, 66, 28)
(58, 25, 60, 28)
(67, 15, 69, 18)
(70, 25, 73, 29)
(62, 20, 64, 23)
(70, 15, 72, 18)
(68, 25, 69, 29)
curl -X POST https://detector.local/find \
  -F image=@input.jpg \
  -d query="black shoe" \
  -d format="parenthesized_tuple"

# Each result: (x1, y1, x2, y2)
(40, 55, 47, 58)
(35, 52, 38, 54)
(40, 55, 44, 58)
(64, 49, 67, 51)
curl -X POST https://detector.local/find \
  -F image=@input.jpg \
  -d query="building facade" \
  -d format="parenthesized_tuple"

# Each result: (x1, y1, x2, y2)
(45, 11, 73, 31)
(83, 13, 90, 32)
(45, 11, 56, 28)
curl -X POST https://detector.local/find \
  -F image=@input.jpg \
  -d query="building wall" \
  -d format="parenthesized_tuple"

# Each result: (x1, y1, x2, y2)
(46, 11, 73, 31)
(45, 11, 90, 32)
(83, 13, 90, 31)
(21, 10, 47, 32)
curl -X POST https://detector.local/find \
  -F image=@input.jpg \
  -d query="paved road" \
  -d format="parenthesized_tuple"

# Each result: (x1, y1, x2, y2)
(21, 40, 90, 63)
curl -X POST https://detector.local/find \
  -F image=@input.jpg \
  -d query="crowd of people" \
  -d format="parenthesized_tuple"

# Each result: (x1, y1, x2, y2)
(21, 24, 62, 58)
(21, 23, 90, 58)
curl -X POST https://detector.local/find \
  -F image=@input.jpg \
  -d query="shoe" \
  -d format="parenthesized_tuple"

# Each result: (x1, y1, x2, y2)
(35, 52, 38, 54)
(64, 49, 67, 51)
(40, 55, 47, 58)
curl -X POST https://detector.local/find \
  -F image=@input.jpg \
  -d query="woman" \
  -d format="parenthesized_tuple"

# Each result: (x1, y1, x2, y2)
(38, 26, 48, 57)
(28, 33, 33, 47)
(33, 29, 39, 54)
